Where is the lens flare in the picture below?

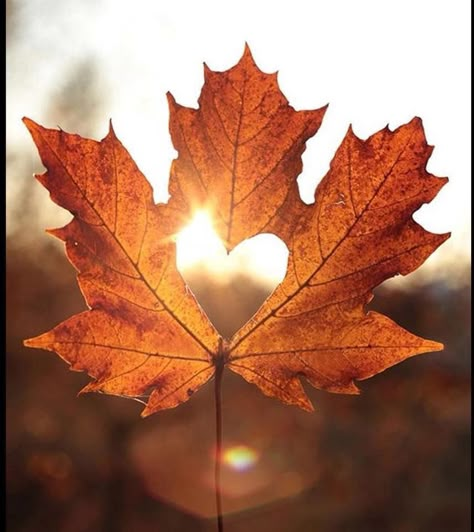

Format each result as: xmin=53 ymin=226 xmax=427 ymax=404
xmin=223 ymin=445 xmax=259 ymax=472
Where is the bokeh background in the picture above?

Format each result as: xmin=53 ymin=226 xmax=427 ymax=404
xmin=6 ymin=1 xmax=471 ymax=531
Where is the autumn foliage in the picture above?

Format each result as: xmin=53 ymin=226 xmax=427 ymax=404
xmin=24 ymin=46 xmax=449 ymax=416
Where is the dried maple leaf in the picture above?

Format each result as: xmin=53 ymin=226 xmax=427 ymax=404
xmin=227 ymin=118 xmax=449 ymax=410
xmin=23 ymin=118 xmax=219 ymax=415
xmin=24 ymin=46 xmax=449 ymax=417
xmin=167 ymin=45 xmax=327 ymax=248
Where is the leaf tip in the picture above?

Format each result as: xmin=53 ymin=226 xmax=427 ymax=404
xmin=166 ymin=91 xmax=178 ymax=108
xmin=78 ymin=381 xmax=101 ymax=395
xmin=22 ymin=116 xmax=39 ymax=134
xmin=202 ymin=62 xmax=212 ymax=83
xmin=427 ymin=340 xmax=445 ymax=353
xmin=296 ymin=387 xmax=315 ymax=412
xmin=407 ymin=116 xmax=425 ymax=134
xmin=347 ymin=123 xmax=356 ymax=137
xmin=105 ymin=119 xmax=119 ymax=143
xmin=140 ymin=405 xmax=154 ymax=418
xmin=241 ymin=42 xmax=257 ymax=67
xmin=24 ymin=334 xmax=46 ymax=349
xmin=45 ymin=227 xmax=62 ymax=239
xmin=301 ymin=401 xmax=315 ymax=413
xmin=442 ymin=231 xmax=452 ymax=242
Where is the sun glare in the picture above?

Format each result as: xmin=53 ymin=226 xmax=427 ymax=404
xmin=175 ymin=211 xmax=224 ymax=271
xmin=175 ymin=211 xmax=289 ymax=284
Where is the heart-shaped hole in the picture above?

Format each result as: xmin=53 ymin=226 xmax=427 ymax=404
xmin=176 ymin=211 xmax=288 ymax=338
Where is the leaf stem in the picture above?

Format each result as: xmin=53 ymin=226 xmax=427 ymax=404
xmin=214 ymin=348 xmax=225 ymax=532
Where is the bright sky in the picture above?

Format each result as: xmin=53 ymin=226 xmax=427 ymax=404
xmin=7 ymin=0 xmax=471 ymax=284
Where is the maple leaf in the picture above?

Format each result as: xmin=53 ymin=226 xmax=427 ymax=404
xmin=22 ymin=118 xmax=219 ymax=415
xmin=167 ymin=44 xmax=327 ymax=248
xmin=227 ymin=119 xmax=449 ymax=409
xmin=24 ymin=46 xmax=449 ymax=417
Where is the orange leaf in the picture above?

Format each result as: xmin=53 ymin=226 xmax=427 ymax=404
xmin=228 ymin=119 xmax=449 ymax=409
xmin=167 ymin=44 xmax=327 ymax=249
xmin=23 ymin=46 xmax=448 ymax=415
xmin=23 ymin=118 xmax=218 ymax=416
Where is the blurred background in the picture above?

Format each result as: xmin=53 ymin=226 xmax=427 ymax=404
xmin=6 ymin=1 xmax=470 ymax=531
